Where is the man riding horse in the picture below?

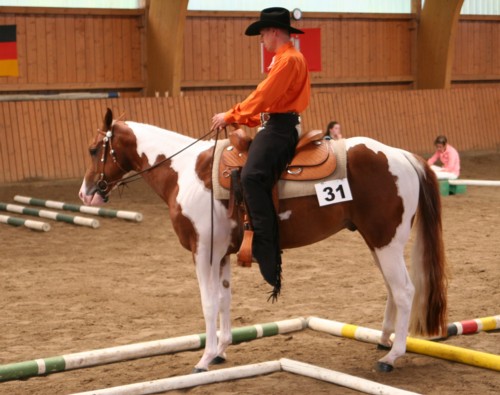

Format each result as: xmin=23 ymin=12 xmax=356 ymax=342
xmin=211 ymin=7 xmax=311 ymax=300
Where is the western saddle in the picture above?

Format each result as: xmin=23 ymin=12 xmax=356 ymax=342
xmin=217 ymin=128 xmax=337 ymax=266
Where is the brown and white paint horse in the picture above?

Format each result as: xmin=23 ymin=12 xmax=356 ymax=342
xmin=79 ymin=108 xmax=447 ymax=373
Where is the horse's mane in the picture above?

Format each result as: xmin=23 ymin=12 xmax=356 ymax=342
xmin=112 ymin=112 xmax=127 ymax=124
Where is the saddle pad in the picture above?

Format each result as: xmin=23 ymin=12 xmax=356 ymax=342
xmin=212 ymin=139 xmax=347 ymax=201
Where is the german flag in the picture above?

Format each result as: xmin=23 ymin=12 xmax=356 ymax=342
xmin=0 ymin=25 xmax=19 ymax=77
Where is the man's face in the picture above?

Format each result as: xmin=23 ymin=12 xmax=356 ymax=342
xmin=260 ymin=28 xmax=277 ymax=52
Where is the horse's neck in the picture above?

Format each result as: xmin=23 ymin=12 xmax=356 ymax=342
xmin=127 ymin=122 xmax=213 ymax=205
xmin=127 ymin=122 xmax=199 ymax=167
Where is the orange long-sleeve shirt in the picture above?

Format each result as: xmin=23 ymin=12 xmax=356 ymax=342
xmin=224 ymin=41 xmax=311 ymax=128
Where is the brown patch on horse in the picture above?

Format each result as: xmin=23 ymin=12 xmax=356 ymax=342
xmin=169 ymin=199 xmax=200 ymax=255
xmin=278 ymin=195 xmax=348 ymax=248
xmin=195 ymin=146 xmax=240 ymax=255
xmin=112 ymin=122 xmax=144 ymax=170
xmin=347 ymin=145 xmax=404 ymax=249
xmin=141 ymin=153 xmax=200 ymax=255
xmin=195 ymin=147 xmax=213 ymax=190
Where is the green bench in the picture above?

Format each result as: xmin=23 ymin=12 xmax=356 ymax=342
xmin=439 ymin=180 xmax=467 ymax=196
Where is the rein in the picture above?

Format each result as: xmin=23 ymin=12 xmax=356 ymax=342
xmin=96 ymin=126 xmax=218 ymax=197
xmin=96 ymin=121 xmax=227 ymax=268
xmin=209 ymin=128 xmax=222 ymax=266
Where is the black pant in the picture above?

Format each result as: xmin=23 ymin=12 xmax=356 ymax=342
xmin=241 ymin=113 xmax=300 ymax=295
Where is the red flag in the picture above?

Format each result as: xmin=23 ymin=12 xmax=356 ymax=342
xmin=261 ymin=28 xmax=322 ymax=73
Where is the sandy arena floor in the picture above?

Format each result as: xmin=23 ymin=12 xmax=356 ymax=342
xmin=1 ymin=152 xmax=499 ymax=395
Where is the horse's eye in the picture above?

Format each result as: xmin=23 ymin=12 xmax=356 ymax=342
xmin=89 ymin=146 xmax=99 ymax=156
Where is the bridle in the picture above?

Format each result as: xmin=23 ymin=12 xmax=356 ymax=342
xmin=95 ymin=124 xmax=129 ymax=202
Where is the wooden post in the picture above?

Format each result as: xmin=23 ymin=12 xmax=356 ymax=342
xmin=416 ymin=0 xmax=464 ymax=89
xmin=410 ymin=0 xmax=422 ymax=86
xmin=411 ymin=0 xmax=422 ymax=15
xmin=145 ymin=0 xmax=188 ymax=97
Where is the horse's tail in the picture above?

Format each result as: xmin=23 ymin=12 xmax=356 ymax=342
xmin=409 ymin=157 xmax=448 ymax=337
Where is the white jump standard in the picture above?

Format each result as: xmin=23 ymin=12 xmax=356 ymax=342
xmin=307 ymin=317 xmax=500 ymax=372
xmin=3 ymin=315 xmax=498 ymax=393
xmin=449 ymin=179 xmax=500 ymax=187
xmin=0 ymin=214 xmax=51 ymax=231
xmin=72 ymin=358 xmax=421 ymax=395
xmin=0 ymin=202 xmax=99 ymax=228
xmin=0 ymin=317 xmax=306 ymax=382
xmin=14 ymin=195 xmax=143 ymax=222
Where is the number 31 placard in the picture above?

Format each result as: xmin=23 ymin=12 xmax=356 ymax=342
xmin=314 ymin=178 xmax=353 ymax=206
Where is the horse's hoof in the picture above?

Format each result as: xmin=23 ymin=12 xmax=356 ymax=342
xmin=376 ymin=361 xmax=394 ymax=372
xmin=210 ymin=356 xmax=226 ymax=365
xmin=377 ymin=343 xmax=392 ymax=351
xmin=191 ymin=367 xmax=207 ymax=374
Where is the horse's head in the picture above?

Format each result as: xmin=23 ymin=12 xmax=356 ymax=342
xmin=79 ymin=108 xmax=137 ymax=206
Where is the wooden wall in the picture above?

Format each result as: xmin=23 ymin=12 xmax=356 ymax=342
xmin=452 ymin=16 xmax=500 ymax=86
xmin=0 ymin=7 xmax=144 ymax=95
xmin=181 ymin=12 xmax=500 ymax=95
xmin=182 ymin=12 xmax=415 ymax=95
xmin=0 ymin=8 xmax=498 ymax=184
xmin=1 ymin=88 xmax=498 ymax=184
xmin=0 ymin=8 xmax=498 ymax=96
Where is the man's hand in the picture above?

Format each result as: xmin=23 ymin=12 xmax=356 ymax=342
xmin=211 ymin=113 xmax=228 ymax=131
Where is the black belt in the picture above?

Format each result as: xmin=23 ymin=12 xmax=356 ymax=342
xmin=260 ymin=112 xmax=300 ymax=125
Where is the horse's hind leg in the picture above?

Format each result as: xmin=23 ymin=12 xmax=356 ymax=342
xmin=370 ymin=251 xmax=396 ymax=349
xmin=212 ymin=255 xmax=232 ymax=364
xmin=373 ymin=246 xmax=415 ymax=372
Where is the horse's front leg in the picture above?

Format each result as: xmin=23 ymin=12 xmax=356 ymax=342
xmin=193 ymin=248 xmax=224 ymax=372
xmin=213 ymin=255 xmax=232 ymax=364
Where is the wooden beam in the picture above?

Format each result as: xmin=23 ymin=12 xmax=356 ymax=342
xmin=187 ymin=10 xmax=412 ymax=21
xmin=416 ymin=0 xmax=464 ymax=89
xmin=181 ymin=75 xmax=415 ymax=89
xmin=0 ymin=6 xmax=143 ymax=16
xmin=0 ymin=82 xmax=144 ymax=92
xmin=146 ymin=0 xmax=188 ymax=97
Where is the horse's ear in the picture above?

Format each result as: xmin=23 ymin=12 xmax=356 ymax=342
xmin=104 ymin=108 xmax=113 ymax=131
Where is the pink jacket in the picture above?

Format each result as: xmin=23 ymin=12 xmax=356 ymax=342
xmin=427 ymin=144 xmax=460 ymax=176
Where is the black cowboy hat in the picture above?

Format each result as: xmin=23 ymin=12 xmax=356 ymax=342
xmin=245 ymin=7 xmax=304 ymax=36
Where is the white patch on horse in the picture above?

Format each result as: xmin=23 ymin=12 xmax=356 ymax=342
xmin=130 ymin=122 xmax=233 ymax=255
xmin=127 ymin=122 xmax=202 ymax=167
xmin=278 ymin=210 xmax=292 ymax=220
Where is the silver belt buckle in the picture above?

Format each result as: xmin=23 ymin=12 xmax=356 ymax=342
xmin=260 ymin=112 xmax=270 ymax=126
xmin=295 ymin=123 xmax=302 ymax=137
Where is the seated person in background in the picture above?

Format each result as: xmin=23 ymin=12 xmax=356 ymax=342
xmin=427 ymin=135 xmax=460 ymax=180
xmin=324 ymin=121 xmax=342 ymax=140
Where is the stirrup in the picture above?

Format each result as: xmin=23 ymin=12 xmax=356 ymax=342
xmin=237 ymin=229 xmax=253 ymax=267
